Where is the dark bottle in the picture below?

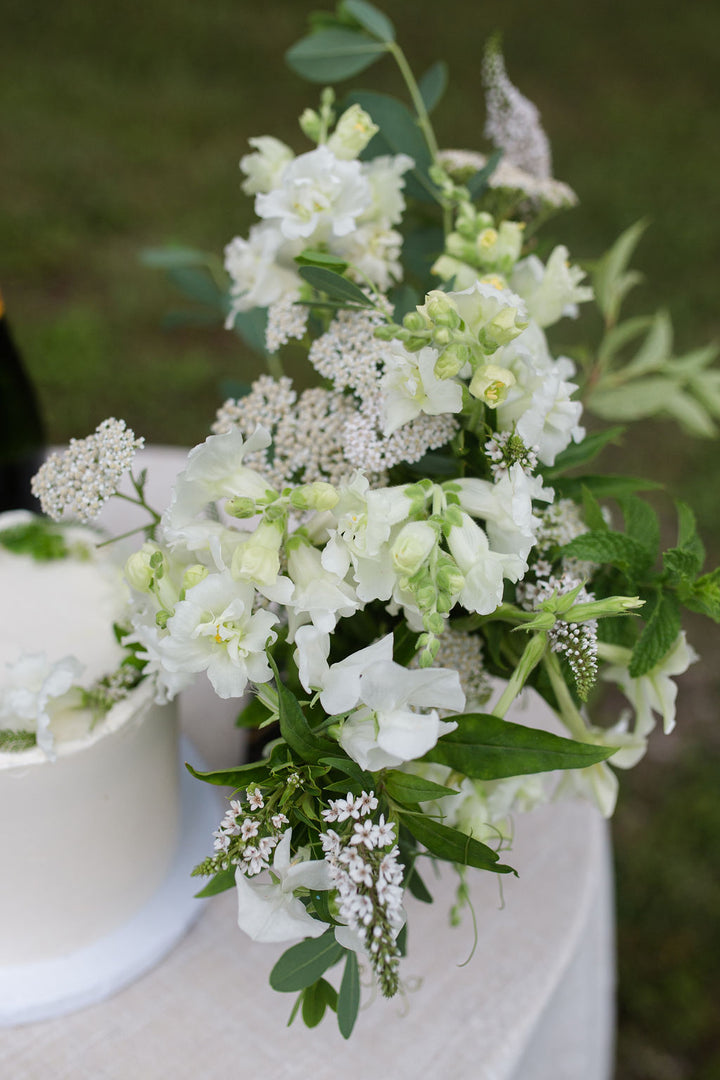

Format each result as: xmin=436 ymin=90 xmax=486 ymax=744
xmin=0 ymin=291 xmax=46 ymax=512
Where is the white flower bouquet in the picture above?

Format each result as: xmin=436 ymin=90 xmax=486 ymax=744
xmin=25 ymin=0 xmax=720 ymax=1038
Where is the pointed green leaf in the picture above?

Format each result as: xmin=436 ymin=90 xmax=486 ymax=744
xmin=544 ymin=425 xmax=625 ymax=477
xmin=563 ymin=529 xmax=654 ymax=578
xmin=466 ymin=149 xmax=503 ymax=199
xmin=618 ymin=496 xmax=660 ymax=563
xmin=424 ymin=712 xmax=616 ymax=779
xmin=185 ymin=760 xmax=270 ymax=788
xmin=270 ymin=930 xmax=345 ymax=992
xmin=551 ymin=474 xmax=662 ymax=500
xmin=140 ymin=246 xmax=214 ymax=269
xmin=341 ymin=0 xmax=395 ymax=42
xmin=400 ymin=811 xmax=515 ymax=874
xmin=404 ymin=864 xmax=433 ymax=903
xmin=679 ymin=567 xmax=720 ymax=622
xmin=269 ymin=656 xmax=336 ymax=763
xmin=628 ymin=591 xmax=682 ymax=677
xmin=302 ymin=977 xmax=337 ymax=1028
xmin=592 ymin=219 xmax=648 ymax=323
xmin=384 ymin=770 xmax=458 ymax=804
xmin=417 ymin=60 xmax=448 ymax=113
xmin=194 ymin=868 xmax=236 ymax=898
xmin=622 ymin=309 xmax=673 ymax=377
xmin=581 ymin=484 xmax=608 ymax=532
xmin=298 ymin=266 xmax=373 ymax=307
xmin=285 ymin=28 xmax=388 ymax=83
xmin=337 ymin=951 xmax=361 ymax=1038
xmin=295 ymin=250 xmax=349 ymax=272
xmin=318 ymin=756 xmax=374 ymax=786
xmin=228 ymin=306 xmax=269 ymax=357
xmin=589 ymin=377 xmax=678 ymax=421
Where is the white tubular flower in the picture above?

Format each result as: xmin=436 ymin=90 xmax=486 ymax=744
xmin=224 ymin=223 xmax=302 ymax=318
xmin=321 ymin=474 xmax=412 ymax=603
xmin=255 ymin=145 xmax=371 ymax=241
xmin=448 ymin=279 xmax=528 ymax=351
xmin=335 ymin=222 xmax=403 ymax=292
xmin=360 ymin=154 xmax=414 ymax=226
xmin=155 ymin=572 xmax=277 ymax=699
xmin=446 ymin=512 xmax=523 ymax=614
xmin=455 ymin=464 xmax=551 ymax=565
xmin=381 ymin=343 xmax=463 ymax=435
xmin=326 ymin=104 xmax=378 ymax=160
xmin=599 ymin=631 xmax=699 ymax=736
xmin=235 ymin=829 xmax=332 ymax=943
xmin=0 ymin=653 xmax=83 ymax=760
xmin=286 ymin=538 xmax=360 ymax=639
xmin=510 ymin=246 xmax=593 ymax=328
xmin=240 ymin=136 xmax=294 ymax=195
xmin=310 ymin=635 xmax=465 ymax=771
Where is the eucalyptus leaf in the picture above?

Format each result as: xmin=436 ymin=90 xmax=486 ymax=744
xmin=270 ymin=930 xmax=345 ymax=992
xmin=302 ymin=978 xmax=337 ymax=1028
xmin=347 ymin=90 xmax=439 ymax=203
xmin=401 ymin=811 xmax=515 ymax=874
xmin=298 ymin=266 xmax=373 ymax=307
xmin=424 ymin=713 xmax=616 ymax=780
xmin=167 ymin=267 xmax=227 ymax=312
xmin=417 ymin=60 xmax=448 ymax=114
xmin=286 ymin=28 xmax=388 ymax=83
xmin=341 ymin=0 xmax=395 ymax=42
xmin=230 ymin=306 xmax=270 ymax=356
xmin=337 ymin=951 xmax=361 ymax=1039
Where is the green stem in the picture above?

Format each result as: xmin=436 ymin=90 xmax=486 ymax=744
xmin=492 ymin=632 xmax=547 ymax=719
xmin=387 ymin=42 xmax=439 ymax=160
xmin=266 ymin=351 xmax=285 ymax=379
xmin=543 ymin=650 xmax=588 ymax=741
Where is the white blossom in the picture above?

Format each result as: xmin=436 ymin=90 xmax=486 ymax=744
xmin=0 ymin=653 xmax=83 ymax=759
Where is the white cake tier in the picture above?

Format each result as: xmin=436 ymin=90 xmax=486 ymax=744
xmin=0 ymin=678 xmax=180 ymax=965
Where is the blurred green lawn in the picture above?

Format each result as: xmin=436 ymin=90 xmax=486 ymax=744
xmin=2 ymin=1 xmax=719 ymax=1074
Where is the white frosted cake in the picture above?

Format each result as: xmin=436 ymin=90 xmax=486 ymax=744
xmin=0 ymin=512 xmax=180 ymax=967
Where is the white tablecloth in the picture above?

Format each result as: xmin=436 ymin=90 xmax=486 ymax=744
xmin=1 ymin=447 xmax=615 ymax=1078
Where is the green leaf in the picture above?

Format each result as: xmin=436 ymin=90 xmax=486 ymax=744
xmin=298 ymin=266 xmax=373 ymax=307
xmin=543 ymin=426 xmax=625 ymax=477
xmin=295 ymin=250 xmax=349 ymax=272
xmin=390 ymin=282 xmax=421 ymax=322
xmin=622 ymin=309 xmax=673 ymax=378
xmin=617 ymin=496 xmax=660 ymax=563
xmin=270 ymin=930 xmax=345 ymax=992
xmin=628 ymin=591 xmax=682 ymax=677
xmin=347 ymin=90 xmax=438 ymax=203
xmin=340 ymin=0 xmax=395 ymax=42
xmin=302 ymin=977 xmax=338 ymax=1028
xmin=424 ymin=713 xmax=616 ymax=780
xmin=592 ymin=219 xmax=648 ymax=324
xmin=185 ymin=760 xmax=270 ymax=788
xmin=404 ymin=864 xmax=433 ymax=903
xmin=400 ymin=812 xmax=515 ymax=874
xmin=563 ymin=529 xmax=654 ymax=578
xmin=466 ymin=149 xmax=503 ymax=199
xmin=140 ymin=246 xmax=214 ymax=269
xmin=194 ymin=868 xmax=235 ymax=898
xmin=417 ymin=60 xmax=448 ymax=114
xmin=286 ymin=28 xmax=388 ymax=83
xmin=589 ymin=377 xmax=679 ymax=422
xmin=384 ymin=770 xmax=458 ymax=804
xmin=229 ymin=306 xmax=269 ymax=357
xmin=662 ymin=391 xmax=717 ymax=438
xmin=270 ymin=656 xmax=336 ymax=763
xmin=664 ymin=547 xmax=702 ymax=585
xmin=337 ymin=951 xmax=361 ymax=1038
xmin=552 ymin=474 xmax=662 ymax=501
xmin=581 ymin=484 xmax=608 ymax=532
xmin=318 ymin=756 xmax=374 ymax=786
xmin=167 ymin=267 xmax=227 ymax=312
xmin=680 ymin=567 xmax=720 ymax=622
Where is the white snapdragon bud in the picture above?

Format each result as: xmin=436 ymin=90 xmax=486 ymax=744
xmin=289 ymin=482 xmax=339 ymax=512
xmin=327 ymin=104 xmax=379 ymax=160
xmin=231 ymin=521 xmax=284 ymax=587
xmin=391 ymin=521 xmax=437 ymax=576
xmin=449 ymin=279 xmax=528 ymax=353
xmin=125 ymin=544 xmax=156 ymax=592
xmin=240 ymin=136 xmax=294 ymax=196
xmin=182 ymin=564 xmax=209 ymax=592
xmin=469 ymin=363 xmax=516 ymax=406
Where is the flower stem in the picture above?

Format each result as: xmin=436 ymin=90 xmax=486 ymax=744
xmin=543 ymin=650 xmax=588 ymax=741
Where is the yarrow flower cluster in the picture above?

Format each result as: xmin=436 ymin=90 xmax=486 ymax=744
xmin=320 ymin=792 xmax=404 ymax=997
xmin=32 ymin=418 xmax=144 ymax=523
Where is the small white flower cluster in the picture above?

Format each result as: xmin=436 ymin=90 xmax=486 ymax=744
xmin=524 ymin=570 xmax=599 ymax=701
xmin=265 ymin=297 xmax=309 ymax=354
xmin=484 ymin=430 xmax=538 ymax=481
xmin=32 ymin=418 xmax=144 ymax=523
xmin=206 ymin=788 xmax=289 ymax=877
xmin=481 ymin=39 xmax=552 ymax=181
xmin=320 ymin=791 xmax=404 ymax=997
xmin=533 ymin=498 xmax=588 ymax=552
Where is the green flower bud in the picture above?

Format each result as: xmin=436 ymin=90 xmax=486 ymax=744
xmin=226 ymin=496 xmax=258 ymax=519
xmin=289 ymin=482 xmax=339 ymax=512
xmin=155 ymin=609 xmax=171 ymax=630
xmin=392 ymin=521 xmax=437 ymax=576
xmin=562 ymin=595 xmax=645 ymax=624
xmin=436 ymin=563 xmax=465 ymax=595
xmin=423 ymin=290 xmax=461 ymax=329
xmin=374 ymin=323 xmax=400 ymax=341
xmin=125 ymin=548 xmax=155 ymax=592
xmin=433 ymin=326 xmax=453 ymax=348
xmin=403 ymin=310 xmax=427 ymax=333
xmin=182 ymin=564 xmax=209 ymax=592
xmin=423 ymin=611 xmax=446 ymax=635
xmin=299 ymin=107 xmax=322 ymax=143
xmin=327 ymin=104 xmax=378 ymax=160
xmin=434 ymin=343 xmax=470 ymax=380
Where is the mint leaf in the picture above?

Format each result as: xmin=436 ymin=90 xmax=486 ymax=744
xmin=628 ymin=592 xmax=682 ymax=677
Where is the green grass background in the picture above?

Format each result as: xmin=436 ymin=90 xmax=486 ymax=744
xmin=2 ymin=1 xmax=719 ymax=1074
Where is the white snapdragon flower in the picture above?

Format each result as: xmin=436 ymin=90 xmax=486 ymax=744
xmin=510 ymin=246 xmax=593 ymax=328
xmin=360 ymin=154 xmax=414 ymax=226
xmin=381 ymin=342 xmax=463 ymax=435
xmin=286 ymin=537 xmax=360 ymax=639
xmin=448 ymin=279 xmax=528 ymax=351
xmin=296 ymin=633 xmax=465 ymax=771
xmin=0 ymin=653 xmax=83 ymax=759
xmin=151 ymin=571 xmax=277 ymax=699
xmin=554 ymin=715 xmax=649 ymax=818
xmin=334 ymin=222 xmax=403 ymax=292
xmin=230 ymin=520 xmax=295 ymax=605
xmin=240 ymin=136 xmax=294 ymax=196
xmin=224 ymin=224 xmax=302 ymax=318
xmin=454 ymin=464 xmax=552 ymax=565
xmin=255 ymin=145 xmax=372 ymax=241
xmin=235 ymin=828 xmax=331 ymax=943
xmin=446 ymin=512 xmax=524 ymax=614
xmin=598 ymin=631 xmax=699 ymax=736
xmin=326 ymin=104 xmax=378 ymax=161
xmin=321 ymin=474 xmax=412 ymax=602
